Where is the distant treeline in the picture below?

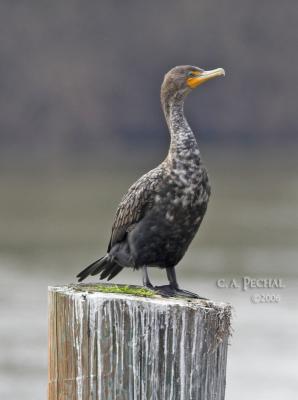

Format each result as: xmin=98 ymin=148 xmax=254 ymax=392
xmin=0 ymin=1 xmax=297 ymax=160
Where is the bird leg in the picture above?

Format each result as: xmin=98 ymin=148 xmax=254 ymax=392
xmin=142 ymin=266 xmax=154 ymax=289
xmin=155 ymin=267 xmax=205 ymax=299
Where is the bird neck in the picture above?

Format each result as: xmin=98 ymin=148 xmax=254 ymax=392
xmin=162 ymin=93 xmax=201 ymax=165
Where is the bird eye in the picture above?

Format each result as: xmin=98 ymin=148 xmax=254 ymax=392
xmin=187 ymin=71 xmax=197 ymax=78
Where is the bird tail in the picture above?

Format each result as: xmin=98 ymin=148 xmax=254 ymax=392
xmin=76 ymin=255 xmax=123 ymax=282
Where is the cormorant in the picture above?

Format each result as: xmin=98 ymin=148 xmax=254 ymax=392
xmin=77 ymin=65 xmax=225 ymax=297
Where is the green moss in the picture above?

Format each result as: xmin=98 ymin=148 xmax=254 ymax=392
xmin=76 ymin=284 xmax=155 ymax=298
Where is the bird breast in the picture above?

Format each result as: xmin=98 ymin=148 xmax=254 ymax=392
xmin=155 ymin=163 xmax=210 ymax=223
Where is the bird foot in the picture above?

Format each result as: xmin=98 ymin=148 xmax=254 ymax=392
xmin=154 ymin=285 xmax=206 ymax=299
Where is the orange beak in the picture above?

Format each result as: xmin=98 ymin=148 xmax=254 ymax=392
xmin=187 ymin=68 xmax=225 ymax=89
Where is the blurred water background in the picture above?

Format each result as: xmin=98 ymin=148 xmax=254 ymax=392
xmin=0 ymin=1 xmax=298 ymax=399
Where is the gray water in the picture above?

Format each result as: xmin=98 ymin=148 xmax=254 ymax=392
xmin=0 ymin=150 xmax=298 ymax=399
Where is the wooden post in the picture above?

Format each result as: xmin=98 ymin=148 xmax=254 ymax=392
xmin=48 ymin=284 xmax=231 ymax=400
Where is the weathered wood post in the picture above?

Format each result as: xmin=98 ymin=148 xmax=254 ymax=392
xmin=48 ymin=284 xmax=231 ymax=400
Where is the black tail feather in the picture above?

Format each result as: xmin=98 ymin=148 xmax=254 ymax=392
xmin=76 ymin=256 xmax=106 ymax=282
xmin=90 ymin=259 xmax=108 ymax=276
xmin=100 ymin=262 xmax=122 ymax=280
xmin=107 ymin=265 xmax=123 ymax=281
xmin=76 ymin=255 xmax=123 ymax=282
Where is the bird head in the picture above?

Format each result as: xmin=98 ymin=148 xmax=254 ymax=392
xmin=161 ymin=65 xmax=225 ymax=100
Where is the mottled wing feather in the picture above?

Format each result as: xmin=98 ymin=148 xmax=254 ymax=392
xmin=107 ymin=169 xmax=162 ymax=251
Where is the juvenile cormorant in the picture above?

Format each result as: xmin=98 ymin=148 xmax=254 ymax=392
xmin=77 ymin=65 xmax=225 ymax=297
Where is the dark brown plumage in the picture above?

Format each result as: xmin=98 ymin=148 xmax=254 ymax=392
xmin=77 ymin=65 xmax=225 ymax=297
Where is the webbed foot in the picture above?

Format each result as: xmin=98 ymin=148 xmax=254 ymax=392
xmin=154 ymin=285 xmax=176 ymax=297
xmin=154 ymin=285 xmax=206 ymax=299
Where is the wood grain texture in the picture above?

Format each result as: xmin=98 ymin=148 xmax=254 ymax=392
xmin=48 ymin=285 xmax=231 ymax=400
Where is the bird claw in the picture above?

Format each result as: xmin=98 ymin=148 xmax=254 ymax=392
xmin=154 ymin=285 xmax=206 ymax=299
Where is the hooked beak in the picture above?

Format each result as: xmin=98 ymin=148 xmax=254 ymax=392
xmin=187 ymin=68 xmax=225 ymax=89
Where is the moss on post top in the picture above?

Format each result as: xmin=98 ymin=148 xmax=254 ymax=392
xmin=49 ymin=283 xmax=232 ymax=318
xmin=73 ymin=283 xmax=155 ymax=297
